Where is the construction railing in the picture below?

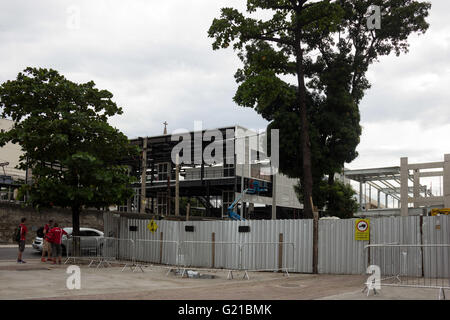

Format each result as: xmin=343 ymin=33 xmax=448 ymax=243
xmin=177 ymin=240 xmax=295 ymax=279
xmin=134 ymin=239 xmax=180 ymax=267
xmin=63 ymin=237 xmax=293 ymax=279
xmin=63 ymin=236 xmax=102 ymax=267
xmin=364 ymin=244 xmax=450 ymax=298
xmin=240 ymin=242 xmax=295 ymax=275
xmin=179 ymin=241 xmax=242 ymax=270
xmin=98 ymin=237 xmax=138 ymax=271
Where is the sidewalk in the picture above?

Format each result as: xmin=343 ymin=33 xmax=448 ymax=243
xmin=0 ymin=244 xmax=32 ymax=248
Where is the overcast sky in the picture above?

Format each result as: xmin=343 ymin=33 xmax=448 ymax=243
xmin=1 ymin=0 xmax=449 ymax=170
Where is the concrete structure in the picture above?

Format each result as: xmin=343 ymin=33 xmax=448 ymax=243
xmin=0 ymin=202 xmax=104 ymax=244
xmin=400 ymin=155 xmax=450 ymax=216
xmin=345 ymin=154 xmax=450 ymax=216
xmin=0 ymin=119 xmax=26 ymax=201
xmin=122 ymin=125 xmax=302 ymax=219
xmin=0 ymin=119 xmax=25 ymax=179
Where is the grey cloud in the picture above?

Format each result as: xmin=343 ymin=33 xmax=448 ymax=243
xmin=0 ymin=0 xmax=446 ymax=168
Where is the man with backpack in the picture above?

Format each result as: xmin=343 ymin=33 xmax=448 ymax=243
xmin=16 ymin=217 xmax=28 ymax=264
xmin=47 ymin=223 xmax=68 ymax=265
xmin=41 ymin=219 xmax=54 ymax=262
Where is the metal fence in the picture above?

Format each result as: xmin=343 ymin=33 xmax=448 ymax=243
xmin=179 ymin=241 xmax=240 ymax=269
xmin=99 ymin=237 xmax=138 ymax=271
xmin=134 ymin=239 xmax=180 ymax=266
xmin=63 ymin=236 xmax=102 ymax=267
xmin=364 ymin=244 xmax=450 ymax=295
xmin=104 ymin=213 xmax=450 ymax=277
xmin=240 ymin=242 xmax=295 ymax=274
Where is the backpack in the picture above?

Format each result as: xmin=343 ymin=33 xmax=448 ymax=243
xmin=36 ymin=227 xmax=45 ymax=238
xmin=13 ymin=226 xmax=21 ymax=243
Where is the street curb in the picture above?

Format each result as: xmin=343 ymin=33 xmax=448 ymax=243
xmin=0 ymin=245 xmax=33 ymax=248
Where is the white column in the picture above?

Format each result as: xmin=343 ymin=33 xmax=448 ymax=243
xmin=444 ymin=154 xmax=450 ymax=208
xmin=413 ymin=169 xmax=420 ymax=207
xmin=140 ymin=137 xmax=148 ymax=214
xmin=400 ymin=157 xmax=409 ymax=216
xmin=359 ymin=181 xmax=364 ymax=211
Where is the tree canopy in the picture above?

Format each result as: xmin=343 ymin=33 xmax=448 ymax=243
xmin=209 ymin=0 xmax=431 ymax=218
xmin=0 ymin=67 xmax=139 ymax=235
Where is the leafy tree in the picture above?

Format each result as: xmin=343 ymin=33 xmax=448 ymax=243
xmin=325 ymin=180 xmax=359 ymax=218
xmin=297 ymin=179 xmax=359 ymax=218
xmin=0 ymin=67 xmax=139 ymax=238
xmin=208 ymin=0 xmax=431 ymax=218
xmin=209 ymin=0 xmax=345 ymax=218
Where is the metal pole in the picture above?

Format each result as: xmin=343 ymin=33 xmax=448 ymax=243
xmin=272 ymin=173 xmax=277 ymax=220
xmin=240 ymin=137 xmax=245 ymax=219
xmin=312 ymin=197 xmax=319 ymax=274
xmin=359 ymin=181 xmax=363 ymax=211
xmin=175 ymin=154 xmax=180 ymax=216
xmin=140 ymin=137 xmax=148 ymax=213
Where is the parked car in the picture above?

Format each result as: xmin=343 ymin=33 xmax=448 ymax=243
xmin=32 ymin=227 xmax=104 ymax=256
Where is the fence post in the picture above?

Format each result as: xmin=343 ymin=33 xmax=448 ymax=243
xmin=278 ymin=233 xmax=284 ymax=272
xmin=212 ymin=232 xmax=215 ymax=268
xmin=159 ymin=232 xmax=163 ymax=264
xmin=420 ymin=214 xmax=424 ymax=277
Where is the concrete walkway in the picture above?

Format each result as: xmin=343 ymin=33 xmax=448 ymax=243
xmin=0 ymin=260 xmax=445 ymax=300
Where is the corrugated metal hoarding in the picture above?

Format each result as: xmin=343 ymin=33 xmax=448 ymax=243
xmin=103 ymin=213 xmax=449 ymax=276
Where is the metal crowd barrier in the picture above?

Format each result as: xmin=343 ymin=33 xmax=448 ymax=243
xmin=133 ymin=239 xmax=180 ymax=272
xmin=63 ymin=236 xmax=102 ymax=267
xmin=65 ymin=236 xmax=296 ymax=279
xmin=240 ymin=242 xmax=295 ymax=276
xmin=178 ymin=241 xmax=295 ymax=280
xmin=364 ymin=244 xmax=450 ymax=299
xmin=99 ymin=237 xmax=139 ymax=271
xmin=179 ymin=241 xmax=241 ymax=269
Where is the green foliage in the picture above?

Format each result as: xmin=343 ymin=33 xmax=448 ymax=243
xmin=325 ymin=180 xmax=359 ymax=218
xmin=0 ymin=67 xmax=139 ymax=212
xmin=295 ymin=179 xmax=359 ymax=219
xmin=209 ymin=1 xmax=431 ymax=214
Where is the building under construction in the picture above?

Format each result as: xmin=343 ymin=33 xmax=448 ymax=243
xmin=122 ymin=125 xmax=302 ymax=220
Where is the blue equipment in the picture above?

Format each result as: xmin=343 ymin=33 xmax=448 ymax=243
xmin=227 ymin=180 xmax=268 ymax=221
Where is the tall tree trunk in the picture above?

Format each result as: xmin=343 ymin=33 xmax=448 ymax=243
xmin=295 ymin=19 xmax=317 ymax=274
xmin=328 ymin=172 xmax=335 ymax=185
xmin=295 ymin=31 xmax=314 ymax=219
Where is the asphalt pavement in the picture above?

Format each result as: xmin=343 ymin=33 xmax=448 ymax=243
xmin=0 ymin=246 xmax=42 ymax=261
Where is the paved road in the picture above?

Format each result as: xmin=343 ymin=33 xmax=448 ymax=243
xmin=0 ymin=247 xmax=42 ymax=261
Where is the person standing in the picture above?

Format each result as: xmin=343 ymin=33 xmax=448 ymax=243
xmin=47 ymin=223 xmax=68 ymax=265
xmin=41 ymin=219 xmax=54 ymax=262
xmin=17 ymin=218 xmax=28 ymax=264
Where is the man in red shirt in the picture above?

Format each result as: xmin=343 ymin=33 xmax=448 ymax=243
xmin=41 ymin=219 xmax=54 ymax=262
xmin=47 ymin=223 xmax=68 ymax=265
xmin=17 ymin=217 xmax=28 ymax=264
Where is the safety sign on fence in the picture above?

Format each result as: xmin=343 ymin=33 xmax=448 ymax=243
xmin=147 ymin=219 xmax=158 ymax=233
xmin=355 ymin=219 xmax=370 ymax=241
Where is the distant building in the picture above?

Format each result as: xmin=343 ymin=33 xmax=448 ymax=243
xmin=121 ymin=125 xmax=303 ymax=220
xmin=0 ymin=118 xmax=26 ymax=199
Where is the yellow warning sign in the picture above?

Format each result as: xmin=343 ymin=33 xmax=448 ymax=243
xmin=355 ymin=219 xmax=370 ymax=241
xmin=147 ymin=219 xmax=158 ymax=233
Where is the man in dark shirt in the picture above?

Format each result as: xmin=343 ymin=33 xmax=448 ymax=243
xmin=17 ymin=217 xmax=28 ymax=264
